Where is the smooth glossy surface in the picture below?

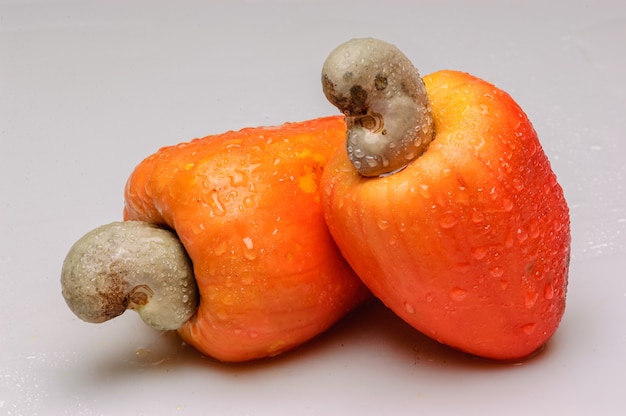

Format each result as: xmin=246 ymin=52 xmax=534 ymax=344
xmin=2 ymin=0 xmax=625 ymax=414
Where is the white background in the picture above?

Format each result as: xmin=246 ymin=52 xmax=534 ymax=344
xmin=2 ymin=0 xmax=625 ymax=414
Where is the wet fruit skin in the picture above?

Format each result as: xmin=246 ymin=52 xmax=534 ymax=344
xmin=321 ymin=70 xmax=570 ymax=361
xmin=124 ymin=116 xmax=371 ymax=362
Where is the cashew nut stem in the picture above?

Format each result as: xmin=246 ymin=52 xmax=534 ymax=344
xmin=322 ymin=38 xmax=435 ymax=177
xmin=61 ymin=221 xmax=198 ymax=331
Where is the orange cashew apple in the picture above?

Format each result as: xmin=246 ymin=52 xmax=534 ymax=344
xmin=320 ymin=38 xmax=570 ymax=361
xmin=61 ymin=116 xmax=371 ymax=362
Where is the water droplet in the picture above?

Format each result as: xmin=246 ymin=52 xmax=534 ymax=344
xmin=469 ymin=136 xmax=485 ymax=150
xmin=528 ymin=220 xmax=540 ymax=239
xmin=439 ymin=211 xmax=459 ymax=229
xmin=182 ymin=294 xmax=189 ymax=303
xmin=365 ymin=156 xmax=378 ymax=168
xmin=425 ymin=293 xmax=434 ymax=302
xmin=471 ymin=210 xmax=484 ymax=224
xmin=418 ymin=183 xmax=431 ymax=199
xmin=544 ymin=282 xmax=554 ymax=300
xmin=489 ymin=186 xmax=498 ymax=200
xmin=502 ymin=198 xmax=514 ymax=212
xmin=490 ymin=267 xmax=504 ymax=278
xmin=210 ymin=190 xmax=226 ymax=216
xmin=521 ymin=322 xmax=536 ymax=335
xmin=516 ymin=228 xmax=528 ymax=243
xmin=229 ymin=170 xmax=246 ymax=187
xmin=377 ymin=219 xmax=390 ymax=230
xmin=242 ymin=237 xmax=254 ymax=250
xmin=404 ymin=302 xmax=416 ymax=314
xmin=451 ymin=287 xmax=468 ymax=301
xmin=512 ymin=177 xmax=524 ymax=191
xmin=213 ymin=240 xmax=227 ymax=256
xmin=243 ymin=196 xmax=256 ymax=208
xmin=500 ymin=279 xmax=509 ymax=290
xmin=472 ymin=246 xmax=488 ymax=260
xmin=524 ymin=291 xmax=538 ymax=308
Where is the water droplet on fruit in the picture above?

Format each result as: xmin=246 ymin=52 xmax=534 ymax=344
xmin=472 ymin=246 xmax=488 ymax=260
xmin=516 ymin=228 xmax=528 ymax=243
xmin=512 ymin=177 xmax=525 ymax=191
xmin=425 ymin=293 xmax=434 ymax=303
xmin=451 ymin=287 xmax=468 ymax=301
xmin=500 ymin=279 xmax=509 ymax=290
xmin=404 ymin=302 xmax=416 ymax=314
xmin=365 ymin=156 xmax=378 ymax=168
xmin=469 ymin=136 xmax=485 ymax=150
xmin=377 ymin=219 xmax=390 ymax=230
xmin=439 ymin=212 xmax=459 ymax=229
xmin=544 ymin=282 xmax=554 ymax=300
xmin=528 ymin=220 xmax=540 ymax=239
xmin=210 ymin=190 xmax=227 ymax=216
xmin=524 ymin=291 xmax=538 ymax=308
xmin=521 ymin=322 xmax=536 ymax=335
xmin=471 ymin=210 xmax=484 ymax=224
xmin=242 ymin=237 xmax=257 ymax=260
xmin=502 ymin=198 xmax=514 ymax=212
xmin=418 ymin=183 xmax=431 ymax=199
xmin=490 ymin=267 xmax=504 ymax=278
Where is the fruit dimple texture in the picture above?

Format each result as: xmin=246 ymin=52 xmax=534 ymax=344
xmin=124 ymin=116 xmax=370 ymax=362
xmin=321 ymin=71 xmax=570 ymax=360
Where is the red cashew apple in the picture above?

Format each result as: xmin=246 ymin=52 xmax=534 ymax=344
xmin=320 ymin=38 xmax=570 ymax=361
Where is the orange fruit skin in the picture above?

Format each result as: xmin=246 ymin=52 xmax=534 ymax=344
xmin=124 ymin=116 xmax=370 ymax=362
xmin=321 ymin=71 xmax=570 ymax=361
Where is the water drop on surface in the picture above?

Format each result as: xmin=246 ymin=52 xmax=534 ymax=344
xmin=418 ymin=183 xmax=431 ymax=199
xmin=521 ymin=323 xmax=536 ymax=335
xmin=451 ymin=287 xmax=468 ymax=301
xmin=528 ymin=220 xmax=540 ymax=239
xmin=365 ymin=156 xmax=378 ymax=168
xmin=490 ymin=267 xmax=504 ymax=278
xmin=544 ymin=282 xmax=554 ymax=300
xmin=469 ymin=136 xmax=485 ymax=150
xmin=524 ymin=291 xmax=538 ymax=308
xmin=404 ymin=302 xmax=416 ymax=314
xmin=471 ymin=210 xmax=484 ymax=224
xmin=502 ymin=198 xmax=514 ymax=212
xmin=377 ymin=219 xmax=390 ymax=230
xmin=210 ymin=190 xmax=226 ymax=216
xmin=242 ymin=237 xmax=254 ymax=250
xmin=512 ymin=177 xmax=524 ymax=191
xmin=516 ymin=228 xmax=528 ymax=243
xmin=439 ymin=211 xmax=459 ymax=229
xmin=472 ymin=246 xmax=488 ymax=260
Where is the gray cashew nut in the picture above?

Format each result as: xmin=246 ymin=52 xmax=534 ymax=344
xmin=61 ymin=221 xmax=198 ymax=331
xmin=322 ymin=38 xmax=435 ymax=177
